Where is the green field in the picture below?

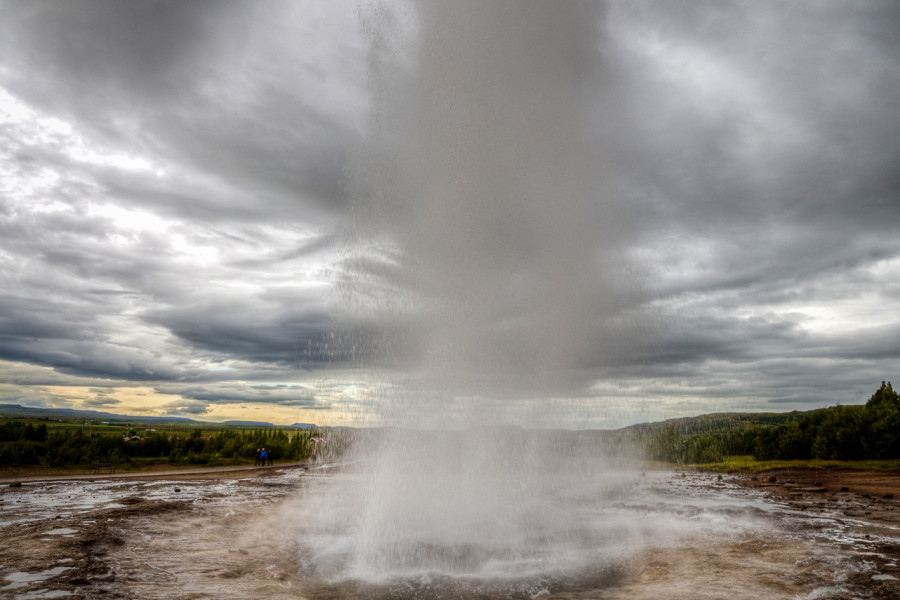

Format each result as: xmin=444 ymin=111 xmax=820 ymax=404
xmin=2 ymin=381 xmax=898 ymax=475
xmin=0 ymin=411 xmax=326 ymax=474
xmin=683 ymin=455 xmax=900 ymax=473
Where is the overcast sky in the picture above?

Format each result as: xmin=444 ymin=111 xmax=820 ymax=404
xmin=1 ymin=0 xmax=898 ymax=428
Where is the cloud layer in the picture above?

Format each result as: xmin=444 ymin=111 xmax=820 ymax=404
xmin=0 ymin=1 xmax=898 ymax=426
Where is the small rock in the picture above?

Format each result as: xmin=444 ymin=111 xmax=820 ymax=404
xmin=9 ymin=481 xmax=22 ymax=488
xmin=884 ymin=493 xmax=894 ymax=500
xmin=174 ymin=487 xmax=181 ymax=492
xmin=841 ymin=487 xmax=849 ymax=492
xmin=768 ymin=476 xmax=777 ymax=483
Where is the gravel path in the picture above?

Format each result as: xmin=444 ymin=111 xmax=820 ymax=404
xmin=0 ymin=461 xmax=311 ymax=484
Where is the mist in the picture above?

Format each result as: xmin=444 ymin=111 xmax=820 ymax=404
xmin=341 ymin=1 xmax=644 ymax=428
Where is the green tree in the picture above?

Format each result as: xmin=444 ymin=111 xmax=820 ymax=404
xmin=864 ymin=381 xmax=900 ymax=458
xmin=866 ymin=381 xmax=899 ymax=410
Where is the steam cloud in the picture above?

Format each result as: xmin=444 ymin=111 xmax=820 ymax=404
xmin=327 ymin=2 xmax=648 ymax=584
xmin=343 ymin=1 xmax=641 ymax=426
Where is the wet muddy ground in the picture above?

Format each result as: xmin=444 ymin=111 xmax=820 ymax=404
xmin=1 ymin=466 xmax=899 ymax=599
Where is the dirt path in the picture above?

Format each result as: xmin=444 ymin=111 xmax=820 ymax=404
xmin=0 ymin=461 xmax=312 ymax=484
xmin=734 ymin=467 xmax=900 ymax=528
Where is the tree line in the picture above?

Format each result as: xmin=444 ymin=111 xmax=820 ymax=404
xmin=642 ymin=382 xmax=900 ymax=464
xmin=0 ymin=425 xmax=322 ymax=469
xmin=2 ymin=382 xmax=897 ymax=469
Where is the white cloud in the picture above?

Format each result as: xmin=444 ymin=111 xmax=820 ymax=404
xmin=0 ymin=2 xmax=897 ymax=425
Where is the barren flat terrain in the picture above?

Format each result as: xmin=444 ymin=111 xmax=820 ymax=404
xmin=2 ymin=467 xmax=900 ymax=599
xmin=738 ymin=468 xmax=900 ymax=525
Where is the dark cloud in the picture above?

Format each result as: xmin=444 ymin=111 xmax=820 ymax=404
xmin=145 ymin=299 xmax=339 ymax=367
xmin=2 ymin=0 xmax=251 ymax=101
xmin=0 ymin=1 xmax=897 ymax=424
xmin=162 ymin=398 xmax=211 ymax=416
xmin=576 ymin=0 xmax=900 ymax=412
xmin=608 ymin=1 xmax=900 ymax=233
xmin=155 ymin=382 xmax=325 ymax=409
xmin=0 ymin=0 xmax=364 ymax=221
xmin=0 ymin=361 xmax=121 ymax=388
xmin=81 ymin=393 xmax=122 ymax=409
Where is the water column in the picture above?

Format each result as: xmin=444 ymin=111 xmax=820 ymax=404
xmin=339 ymin=1 xmax=633 ymax=582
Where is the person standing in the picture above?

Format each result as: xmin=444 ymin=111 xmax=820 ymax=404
xmin=260 ymin=447 xmax=267 ymax=467
xmin=254 ymin=448 xmax=261 ymax=466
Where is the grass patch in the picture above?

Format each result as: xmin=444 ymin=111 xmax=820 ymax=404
xmin=0 ymin=465 xmax=100 ymax=479
xmin=688 ymin=455 xmax=900 ymax=473
xmin=0 ymin=459 xmax=262 ymax=479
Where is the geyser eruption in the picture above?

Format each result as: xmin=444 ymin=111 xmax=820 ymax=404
xmin=325 ymin=1 xmax=644 ymax=591
xmin=346 ymin=0 xmax=634 ymax=422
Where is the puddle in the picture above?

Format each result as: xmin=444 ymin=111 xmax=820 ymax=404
xmin=2 ymin=566 xmax=73 ymax=589
xmin=13 ymin=590 xmax=74 ymax=599
xmin=0 ymin=475 xmax=301 ymax=528
xmin=42 ymin=528 xmax=77 ymax=536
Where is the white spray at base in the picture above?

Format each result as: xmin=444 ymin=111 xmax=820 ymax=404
xmin=320 ymin=1 xmax=652 ymax=588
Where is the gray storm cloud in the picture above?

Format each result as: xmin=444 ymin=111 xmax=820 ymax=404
xmin=0 ymin=0 xmax=897 ymax=421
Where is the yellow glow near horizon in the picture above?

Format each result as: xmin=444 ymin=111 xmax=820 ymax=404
xmin=0 ymin=360 xmax=372 ymax=428
xmin=17 ymin=384 xmax=346 ymax=427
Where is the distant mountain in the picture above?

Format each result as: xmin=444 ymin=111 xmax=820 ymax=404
xmin=0 ymin=404 xmax=322 ymax=429
xmin=620 ymin=409 xmax=815 ymax=436
xmin=0 ymin=402 xmax=816 ymax=435
xmin=0 ymin=404 xmax=203 ymax=426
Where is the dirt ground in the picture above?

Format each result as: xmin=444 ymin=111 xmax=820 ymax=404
xmin=0 ymin=461 xmax=309 ymax=485
xmin=0 ymin=465 xmax=307 ymax=599
xmin=0 ymin=497 xmax=193 ymax=598
xmin=3 ymin=467 xmax=900 ymax=599
xmin=735 ymin=467 xmax=900 ymax=524
xmin=731 ymin=467 xmax=900 ymax=600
